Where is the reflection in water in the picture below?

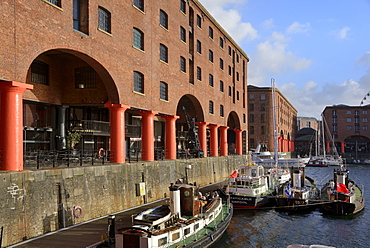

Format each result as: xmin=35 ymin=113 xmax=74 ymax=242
xmin=213 ymin=165 xmax=369 ymax=248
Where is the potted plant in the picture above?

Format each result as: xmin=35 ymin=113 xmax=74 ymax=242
xmin=67 ymin=131 xmax=82 ymax=150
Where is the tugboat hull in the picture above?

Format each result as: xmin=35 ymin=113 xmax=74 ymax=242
xmin=230 ymin=194 xmax=271 ymax=209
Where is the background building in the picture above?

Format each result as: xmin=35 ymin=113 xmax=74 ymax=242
xmin=0 ymin=0 xmax=249 ymax=170
xmin=297 ymin=116 xmax=319 ymax=131
xmin=247 ymin=85 xmax=297 ymax=155
xmin=322 ymin=104 xmax=370 ymax=162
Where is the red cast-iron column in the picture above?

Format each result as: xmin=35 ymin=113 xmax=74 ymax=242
xmin=340 ymin=141 xmax=345 ymax=153
xmin=138 ymin=110 xmax=158 ymax=161
xmin=209 ymin=124 xmax=219 ymax=157
xmin=104 ymin=101 xmax=130 ymax=163
xmin=196 ymin=122 xmax=208 ymax=157
xmin=161 ymin=115 xmax=179 ymax=160
xmin=0 ymin=81 xmax=33 ymax=171
xmin=234 ymin=128 xmax=243 ymax=155
xmin=326 ymin=141 xmax=331 ymax=153
xmin=219 ymin=126 xmax=229 ymax=156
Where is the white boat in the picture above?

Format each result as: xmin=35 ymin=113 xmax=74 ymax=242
xmin=226 ymin=161 xmax=277 ymax=208
xmin=109 ymin=182 xmax=233 ymax=248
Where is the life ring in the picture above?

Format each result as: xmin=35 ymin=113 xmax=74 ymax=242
xmin=98 ymin=148 xmax=105 ymax=158
xmin=73 ymin=206 xmax=83 ymax=218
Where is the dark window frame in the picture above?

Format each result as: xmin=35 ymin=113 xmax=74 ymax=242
xmin=31 ymin=60 xmax=49 ymax=85
xmin=98 ymin=6 xmax=111 ymax=34
xmin=133 ymin=28 xmax=144 ymax=50
xmin=180 ymin=56 xmax=186 ymax=72
xmin=133 ymin=0 xmax=144 ymax=11
xmin=134 ymin=71 xmax=144 ymax=94
xmin=75 ymin=66 xmax=97 ymax=89
xmin=160 ymin=9 xmax=168 ymax=29
xmin=160 ymin=44 xmax=168 ymax=63
xmin=160 ymin=81 xmax=168 ymax=101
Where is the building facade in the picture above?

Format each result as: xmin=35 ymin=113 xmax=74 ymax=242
xmin=297 ymin=116 xmax=319 ymax=131
xmin=0 ymin=0 xmax=249 ymax=170
xmin=322 ymin=104 xmax=370 ymax=157
xmin=247 ymin=85 xmax=297 ymax=153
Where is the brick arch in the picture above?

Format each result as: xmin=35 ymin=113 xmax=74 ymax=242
xmin=226 ymin=111 xmax=241 ymax=129
xmin=23 ymin=48 xmax=119 ymax=105
xmin=176 ymin=94 xmax=205 ymax=123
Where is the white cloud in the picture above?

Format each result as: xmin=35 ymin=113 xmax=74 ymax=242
xmin=261 ymin=19 xmax=275 ymax=30
xmin=286 ymin=22 xmax=311 ymax=34
xmin=198 ymin=0 xmax=258 ymax=43
xmin=331 ymin=26 xmax=350 ymax=39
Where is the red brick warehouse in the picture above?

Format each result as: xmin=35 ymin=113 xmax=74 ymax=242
xmin=0 ymin=0 xmax=249 ymax=170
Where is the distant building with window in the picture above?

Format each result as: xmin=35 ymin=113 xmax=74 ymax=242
xmin=297 ymin=116 xmax=319 ymax=131
xmin=322 ymin=104 xmax=370 ymax=156
xmin=0 ymin=0 xmax=249 ymax=171
xmin=247 ymin=85 xmax=297 ymax=154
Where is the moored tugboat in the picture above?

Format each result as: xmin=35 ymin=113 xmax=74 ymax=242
xmin=273 ymin=167 xmax=319 ymax=212
xmin=320 ymin=165 xmax=365 ymax=215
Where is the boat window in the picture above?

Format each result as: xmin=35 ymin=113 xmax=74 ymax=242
xmin=194 ymin=223 xmax=199 ymax=231
xmin=209 ymin=214 xmax=213 ymax=220
xmin=251 ymin=169 xmax=257 ymax=177
xmin=184 ymin=228 xmax=191 ymax=236
xmin=172 ymin=232 xmax=180 ymax=241
xmin=158 ymin=237 xmax=167 ymax=246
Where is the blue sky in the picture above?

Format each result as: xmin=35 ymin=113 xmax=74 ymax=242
xmin=199 ymin=0 xmax=370 ymax=119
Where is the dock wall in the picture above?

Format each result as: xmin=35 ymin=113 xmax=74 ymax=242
xmin=0 ymin=155 xmax=244 ymax=247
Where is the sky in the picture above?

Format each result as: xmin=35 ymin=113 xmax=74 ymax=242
xmin=198 ymin=0 xmax=370 ymax=119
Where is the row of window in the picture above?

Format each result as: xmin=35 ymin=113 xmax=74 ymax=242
xmin=331 ymin=117 xmax=369 ymax=123
xmin=332 ymin=125 xmax=368 ymax=132
xmin=332 ymin=110 xmax=368 ymax=116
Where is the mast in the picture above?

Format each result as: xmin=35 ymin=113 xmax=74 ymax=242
xmin=321 ymin=113 xmax=326 ymax=159
xmin=271 ymin=78 xmax=278 ymax=166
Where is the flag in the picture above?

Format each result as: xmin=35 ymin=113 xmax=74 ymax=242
xmin=230 ymin=170 xmax=238 ymax=178
xmin=285 ymin=183 xmax=292 ymax=197
xmin=336 ymin=183 xmax=350 ymax=194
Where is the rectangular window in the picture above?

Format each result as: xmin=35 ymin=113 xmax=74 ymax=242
xmin=46 ymin=0 xmax=61 ymax=7
xmin=220 ymin=105 xmax=224 ymax=117
xmin=243 ymin=114 xmax=246 ymax=123
xmin=172 ymin=232 xmax=180 ymax=241
xmin=228 ymin=46 xmax=232 ymax=56
xmin=261 ymin=126 xmax=265 ymax=134
xmin=219 ymin=80 xmax=224 ymax=92
xmin=347 ymin=118 xmax=352 ymax=122
xmin=228 ymin=66 xmax=232 ymax=76
xmin=197 ymin=67 xmax=202 ymax=81
xmin=332 ymin=117 xmax=337 ymax=123
xmin=250 ymin=126 xmax=254 ymax=134
xmin=31 ymin=60 xmax=49 ymax=85
xmin=98 ymin=7 xmax=111 ymax=33
xmin=75 ymin=66 xmax=97 ymax=89
xmin=220 ymin=58 xmax=224 ymax=70
xmin=362 ymin=110 xmax=368 ymax=114
xmin=346 ymin=110 xmax=352 ymax=114
xmin=260 ymin=94 xmax=266 ymax=100
xmin=180 ymin=0 xmax=186 ymax=14
xmin=133 ymin=0 xmax=144 ymax=11
xmin=160 ymin=10 xmax=168 ymax=29
xmin=160 ymin=81 xmax=168 ymax=101
xmin=332 ymin=125 xmax=337 ymax=132
xmin=184 ymin=228 xmax=191 ymax=236
xmin=260 ymin=104 xmax=265 ymax=111
xmin=363 ymin=126 xmax=368 ymax=130
xmin=134 ymin=71 xmax=144 ymax=93
xmin=196 ymin=14 xmax=202 ymax=28
xmin=219 ymin=37 xmax=224 ymax=48
xmin=160 ymin=44 xmax=168 ymax=63
xmin=133 ymin=28 xmax=144 ymax=50
xmin=209 ymin=74 xmax=214 ymax=87
xmin=363 ymin=118 xmax=368 ymax=122
xmin=180 ymin=56 xmax=186 ymax=72
xmin=208 ymin=50 xmax=213 ymax=62
xmin=180 ymin=26 xmax=186 ymax=42
xmin=208 ymin=27 xmax=213 ymax=39
xmin=73 ymin=0 xmax=88 ymax=34
xmin=250 ymin=94 xmax=254 ymax=100
xmin=332 ymin=110 xmax=337 ymax=116
xmin=249 ymin=114 xmax=254 ymax=123
xmin=209 ymin=101 xmax=214 ymax=114
xmin=347 ymin=126 xmax=352 ymax=130
xmin=261 ymin=114 xmax=265 ymax=123
xmin=197 ymin=40 xmax=202 ymax=54
xmin=158 ymin=237 xmax=167 ymax=246
xmin=228 ymin=86 xmax=231 ymax=97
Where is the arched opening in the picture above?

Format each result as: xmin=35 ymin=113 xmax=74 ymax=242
xmin=227 ymin=111 xmax=241 ymax=154
xmin=344 ymin=135 xmax=370 ymax=154
xmin=176 ymin=95 xmax=204 ymax=158
xmin=23 ymin=49 xmax=119 ymax=162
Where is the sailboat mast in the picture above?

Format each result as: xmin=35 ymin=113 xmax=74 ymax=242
xmin=321 ymin=113 xmax=326 ymax=159
xmin=271 ymin=78 xmax=278 ymax=165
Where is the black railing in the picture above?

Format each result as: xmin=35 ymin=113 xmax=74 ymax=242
xmin=69 ymin=120 xmax=110 ymax=134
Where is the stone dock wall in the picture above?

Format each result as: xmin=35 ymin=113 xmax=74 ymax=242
xmin=0 ymin=155 xmax=245 ymax=247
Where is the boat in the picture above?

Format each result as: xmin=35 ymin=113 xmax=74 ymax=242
xmin=273 ymin=167 xmax=319 ymax=211
xmin=226 ymin=152 xmax=291 ymax=209
xmin=319 ymin=165 xmax=365 ymax=215
xmin=305 ymin=115 xmax=343 ymax=167
xmin=102 ymin=182 xmax=233 ymax=247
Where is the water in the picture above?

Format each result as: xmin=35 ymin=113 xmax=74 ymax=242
xmin=213 ymin=164 xmax=369 ymax=248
